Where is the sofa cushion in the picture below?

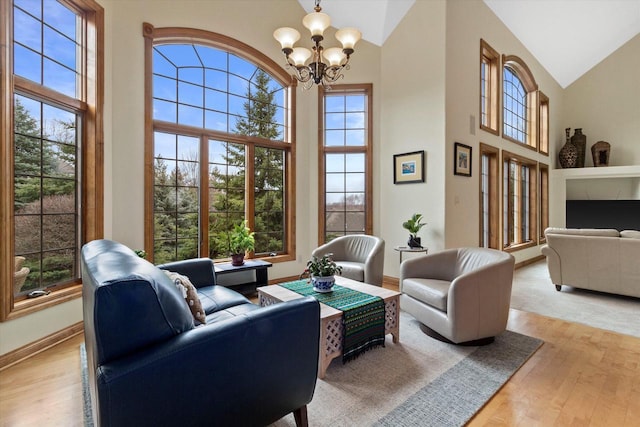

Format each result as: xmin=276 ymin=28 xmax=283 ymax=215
xmin=197 ymin=285 xmax=254 ymax=315
xmin=402 ymin=278 xmax=451 ymax=312
xmin=336 ymin=261 xmax=365 ymax=282
xmin=545 ymin=227 xmax=620 ymax=237
xmin=163 ymin=271 xmax=206 ymax=325
xmin=205 ymin=303 xmax=260 ymax=323
xmin=621 ymin=230 xmax=640 ymax=239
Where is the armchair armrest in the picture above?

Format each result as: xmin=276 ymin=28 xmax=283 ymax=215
xmin=157 ymin=258 xmax=216 ymax=288
xmin=95 ymin=297 xmax=320 ymax=427
xmin=447 ymin=257 xmax=514 ymax=340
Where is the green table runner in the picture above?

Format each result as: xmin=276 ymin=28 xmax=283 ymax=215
xmin=281 ymin=280 xmax=385 ymax=363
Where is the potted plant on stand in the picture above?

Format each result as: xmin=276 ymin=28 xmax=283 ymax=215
xmin=229 ymin=220 xmax=255 ymax=266
xmin=304 ymin=253 xmax=343 ymax=293
xmin=402 ymin=213 xmax=426 ymax=248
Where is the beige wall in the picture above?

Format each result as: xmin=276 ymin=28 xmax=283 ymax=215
xmin=444 ymin=0 xmax=564 ymax=263
xmin=563 ymin=34 xmax=640 ymax=167
xmin=379 ymin=0 xmax=447 ymax=277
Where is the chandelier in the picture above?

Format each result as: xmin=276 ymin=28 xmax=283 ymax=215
xmin=273 ymin=0 xmax=362 ymax=89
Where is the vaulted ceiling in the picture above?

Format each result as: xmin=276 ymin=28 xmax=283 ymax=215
xmin=298 ymin=0 xmax=640 ymax=88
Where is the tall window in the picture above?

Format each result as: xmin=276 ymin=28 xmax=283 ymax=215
xmin=144 ymin=24 xmax=295 ymax=264
xmin=503 ymin=151 xmax=537 ymax=250
xmin=480 ymin=39 xmax=499 ymax=135
xmin=1 ymin=0 xmax=104 ymax=320
xmin=539 ymin=91 xmax=549 ymax=155
xmin=539 ymin=163 xmax=549 ymax=242
xmin=479 ymin=143 xmax=499 ymax=248
xmin=502 ymin=55 xmax=538 ymax=149
xmin=318 ymin=84 xmax=372 ymax=242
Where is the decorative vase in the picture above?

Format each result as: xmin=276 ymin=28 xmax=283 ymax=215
xmin=591 ymin=141 xmax=611 ymax=167
xmin=559 ymin=128 xmax=578 ymax=168
xmin=408 ymin=235 xmax=422 ymax=248
xmin=14 ymin=256 xmax=29 ymax=295
xmin=570 ymin=128 xmax=587 ymax=167
xmin=230 ymin=253 xmax=245 ymax=266
xmin=312 ymin=275 xmax=335 ymax=293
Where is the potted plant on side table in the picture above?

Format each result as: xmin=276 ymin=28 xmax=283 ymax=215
xmin=304 ymin=253 xmax=343 ymax=293
xmin=402 ymin=213 xmax=426 ymax=248
xmin=229 ymin=220 xmax=255 ymax=266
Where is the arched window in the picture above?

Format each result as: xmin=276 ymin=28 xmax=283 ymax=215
xmin=143 ymin=24 xmax=296 ymax=264
xmin=502 ymin=55 xmax=538 ymax=148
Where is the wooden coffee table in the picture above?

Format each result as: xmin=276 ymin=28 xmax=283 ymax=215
xmin=257 ymin=276 xmax=400 ymax=379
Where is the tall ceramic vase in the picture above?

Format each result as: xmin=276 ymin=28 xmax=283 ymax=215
xmin=559 ymin=128 xmax=578 ymax=168
xmin=571 ymin=128 xmax=587 ymax=167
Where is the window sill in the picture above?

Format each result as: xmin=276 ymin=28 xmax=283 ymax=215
xmin=503 ymin=241 xmax=537 ymax=253
xmin=4 ymin=283 xmax=82 ymax=322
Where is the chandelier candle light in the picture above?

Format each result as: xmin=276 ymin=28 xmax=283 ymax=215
xmin=273 ymin=0 xmax=362 ymax=89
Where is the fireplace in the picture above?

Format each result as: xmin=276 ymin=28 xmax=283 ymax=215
xmin=566 ymin=200 xmax=640 ymax=231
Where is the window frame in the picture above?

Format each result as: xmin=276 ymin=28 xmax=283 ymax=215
xmin=142 ymin=23 xmax=296 ymax=264
xmin=479 ymin=39 xmax=500 ymax=135
xmin=502 ymin=55 xmax=538 ymax=151
xmin=502 ymin=150 xmax=538 ymax=252
xmin=479 ymin=143 xmax=500 ymax=249
xmin=538 ymin=163 xmax=549 ymax=243
xmin=538 ymin=91 xmax=549 ymax=155
xmin=317 ymin=83 xmax=373 ymax=244
xmin=0 ymin=0 xmax=104 ymax=321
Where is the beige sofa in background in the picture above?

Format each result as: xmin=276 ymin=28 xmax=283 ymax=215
xmin=541 ymin=228 xmax=640 ymax=298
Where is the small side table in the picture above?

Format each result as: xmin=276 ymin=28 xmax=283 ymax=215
xmin=214 ymin=259 xmax=273 ymax=295
xmin=394 ymin=246 xmax=428 ymax=263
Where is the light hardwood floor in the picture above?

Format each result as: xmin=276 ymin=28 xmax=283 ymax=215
xmin=1 ymin=297 xmax=639 ymax=426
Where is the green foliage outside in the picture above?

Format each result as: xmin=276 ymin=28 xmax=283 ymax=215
xmin=154 ymin=68 xmax=286 ymax=264
xmin=13 ymin=98 xmax=78 ymax=294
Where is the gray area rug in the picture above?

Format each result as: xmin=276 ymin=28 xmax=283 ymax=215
xmin=80 ymin=344 xmax=93 ymax=427
xmin=81 ymin=313 xmax=541 ymax=427
xmin=511 ymin=260 xmax=640 ymax=337
xmin=272 ymin=312 xmax=541 ymax=426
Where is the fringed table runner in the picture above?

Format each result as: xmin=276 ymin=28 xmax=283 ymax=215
xmin=281 ymin=280 xmax=385 ymax=363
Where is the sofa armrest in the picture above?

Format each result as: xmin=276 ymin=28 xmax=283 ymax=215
xmin=541 ymin=244 xmax=562 ymax=285
xmin=94 ymin=297 xmax=320 ymax=427
xmin=157 ymin=258 xmax=216 ymax=288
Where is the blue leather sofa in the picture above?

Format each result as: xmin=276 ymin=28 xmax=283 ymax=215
xmin=81 ymin=239 xmax=320 ymax=427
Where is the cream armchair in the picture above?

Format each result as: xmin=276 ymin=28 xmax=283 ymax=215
xmin=400 ymin=247 xmax=515 ymax=344
xmin=311 ymin=235 xmax=385 ymax=287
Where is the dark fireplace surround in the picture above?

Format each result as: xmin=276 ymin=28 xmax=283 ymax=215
xmin=566 ymin=200 xmax=640 ymax=231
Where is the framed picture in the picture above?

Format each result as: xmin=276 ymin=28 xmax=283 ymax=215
xmin=454 ymin=142 xmax=472 ymax=177
xmin=393 ymin=150 xmax=425 ymax=184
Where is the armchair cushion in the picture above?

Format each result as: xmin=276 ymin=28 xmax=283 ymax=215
xmin=337 ymin=261 xmax=365 ymax=282
xmin=402 ymin=278 xmax=450 ymax=312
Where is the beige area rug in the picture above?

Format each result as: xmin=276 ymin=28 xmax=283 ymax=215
xmin=271 ymin=312 xmax=541 ymax=427
xmin=511 ymin=260 xmax=640 ymax=338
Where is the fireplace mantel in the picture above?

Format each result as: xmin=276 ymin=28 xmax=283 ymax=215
xmin=550 ymin=165 xmax=640 ymax=227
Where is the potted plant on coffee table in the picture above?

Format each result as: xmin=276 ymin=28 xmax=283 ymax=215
xmin=304 ymin=253 xmax=343 ymax=293
xmin=402 ymin=213 xmax=426 ymax=248
xmin=229 ymin=220 xmax=255 ymax=266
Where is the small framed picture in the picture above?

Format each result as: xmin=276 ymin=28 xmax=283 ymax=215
xmin=454 ymin=142 xmax=472 ymax=177
xmin=393 ymin=150 xmax=425 ymax=184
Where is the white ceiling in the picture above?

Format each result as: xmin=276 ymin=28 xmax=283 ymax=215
xmin=297 ymin=0 xmax=640 ymax=88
